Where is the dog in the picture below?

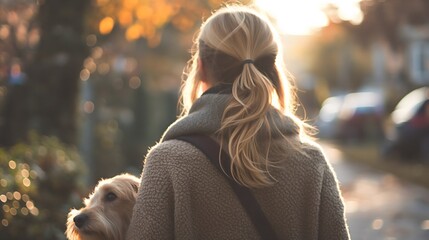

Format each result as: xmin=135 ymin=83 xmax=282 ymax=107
xmin=66 ymin=173 xmax=140 ymax=240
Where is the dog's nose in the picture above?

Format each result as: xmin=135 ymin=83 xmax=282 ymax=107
xmin=74 ymin=214 xmax=89 ymax=228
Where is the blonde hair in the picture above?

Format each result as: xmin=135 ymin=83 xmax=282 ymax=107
xmin=180 ymin=5 xmax=305 ymax=188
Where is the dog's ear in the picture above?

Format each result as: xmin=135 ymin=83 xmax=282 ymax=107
xmin=118 ymin=174 xmax=140 ymax=193
xmin=130 ymin=181 xmax=139 ymax=193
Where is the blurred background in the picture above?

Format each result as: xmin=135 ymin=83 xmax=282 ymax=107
xmin=0 ymin=0 xmax=428 ymax=239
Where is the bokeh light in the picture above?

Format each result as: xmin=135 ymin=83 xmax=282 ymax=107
xmin=0 ymin=179 xmax=8 ymax=187
xmin=99 ymin=17 xmax=115 ymax=35
xmin=2 ymin=205 xmax=10 ymax=212
xmin=13 ymin=191 xmax=21 ymax=200
xmin=21 ymin=169 xmax=29 ymax=178
xmin=0 ymin=25 xmax=10 ymax=39
xmin=2 ymin=219 xmax=9 ymax=227
xmin=126 ymin=24 xmax=143 ymax=41
xmin=86 ymin=34 xmax=97 ymax=46
xmin=84 ymin=58 xmax=97 ymax=73
xmin=22 ymin=194 xmax=29 ymax=202
xmin=6 ymin=192 xmax=13 ymax=200
xmin=12 ymin=200 xmax=19 ymax=209
xmin=26 ymin=200 xmax=34 ymax=210
xmin=129 ymin=76 xmax=142 ymax=89
xmin=80 ymin=68 xmax=90 ymax=81
xmin=118 ymin=10 xmax=133 ymax=26
xmin=22 ymin=178 xmax=31 ymax=187
xmin=92 ymin=47 xmax=103 ymax=59
xmin=21 ymin=207 xmax=29 ymax=216
xmin=0 ymin=194 xmax=7 ymax=203
xmin=98 ymin=62 xmax=110 ymax=75
xmin=372 ymin=218 xmax=383 ymax=230
xmin=8 ymin=160 xmax=16 ymax=169
xmin=83 ymin=101 xmax=95 ymax=114
xmin=30 ymin=207 xmax=39 ymax=216
xmin=9 ymin=208 xmax=17 ymax=216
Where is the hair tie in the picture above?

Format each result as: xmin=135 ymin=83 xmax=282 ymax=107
xmin=242 ymin=59 xmax=254 ymax=65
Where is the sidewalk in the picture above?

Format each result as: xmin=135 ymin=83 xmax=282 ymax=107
xmin=322 ymin=142 xmax=429 ymax=240
xmin=339 ymin=142 xmax=429 ymax=188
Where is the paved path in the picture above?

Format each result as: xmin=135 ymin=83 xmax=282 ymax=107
xmin=321 ymin=143 xmax=429 ymax=240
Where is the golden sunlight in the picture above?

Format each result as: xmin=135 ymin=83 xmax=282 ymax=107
xmin=255 ymin=0 xmax=363 ymax=35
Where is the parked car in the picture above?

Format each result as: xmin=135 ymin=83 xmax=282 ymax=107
xmin=317 ymin=92 xmax=384 ymax=141
xmin=383 ymin=87 xmax=429 ymax=161
xmin=316 ymin=95 xmax=344 ymax=139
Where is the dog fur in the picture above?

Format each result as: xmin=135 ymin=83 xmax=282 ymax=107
xmin=66 ymin=173 xmax=140 ymax=240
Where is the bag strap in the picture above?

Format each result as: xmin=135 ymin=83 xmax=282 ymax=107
xmin=175 ymin=135 xmax=278 ymax=240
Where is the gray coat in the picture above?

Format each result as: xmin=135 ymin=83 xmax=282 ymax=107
xmin=127 ymin=93 xmax=350 ymax=240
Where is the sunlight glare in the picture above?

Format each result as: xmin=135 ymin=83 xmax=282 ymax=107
xmin=255 ymin=0 xmax=328 ymax=35
xmin=330 ymin=0 xmax=364 ymax=24
xmin=255 ymin=0 xmax=363 ymax=35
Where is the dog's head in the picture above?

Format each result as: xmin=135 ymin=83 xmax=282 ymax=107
xmin=66 ymin=173 xmax=140 ymax=240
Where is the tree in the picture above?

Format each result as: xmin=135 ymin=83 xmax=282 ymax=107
xmin=0 ymin=0 xmax=40 ymax=146
xmin=0 ymin=0 xmax=91 ymax=146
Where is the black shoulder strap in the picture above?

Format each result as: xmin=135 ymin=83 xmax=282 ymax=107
xmin=175 ymin=135 xmax=278 ymax=240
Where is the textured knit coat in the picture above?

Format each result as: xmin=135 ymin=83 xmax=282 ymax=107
xmin=127 ymin=92 xmax=350 ymax=240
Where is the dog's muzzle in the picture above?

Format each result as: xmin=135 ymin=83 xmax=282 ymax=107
xmin=74 ymin=213 xmax=89 ymax=228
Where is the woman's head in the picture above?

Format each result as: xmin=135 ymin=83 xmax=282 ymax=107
xmin=199 ymin=6 xmax=278 ymax=83
xmin=181 ymin=5 xmax=293 ymax=115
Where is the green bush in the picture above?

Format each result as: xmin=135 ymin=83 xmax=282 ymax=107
xmin=0 ymin=133 xmax=86 ymax=240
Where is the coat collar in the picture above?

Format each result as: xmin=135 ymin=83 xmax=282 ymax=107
xmin=161 ymin=88 xmax=300 ymax=142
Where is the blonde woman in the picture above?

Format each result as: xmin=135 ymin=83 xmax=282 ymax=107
xmin=127 ymin=5 xmax=349 ymax=240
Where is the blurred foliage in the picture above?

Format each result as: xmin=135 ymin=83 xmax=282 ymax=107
xmin=353 ymin=0 xmax=429 ymax=49
xmin=0 ymin=132 xmax=86 ymax=240
xmin=92 ymin=0 xmax=246 ymax=45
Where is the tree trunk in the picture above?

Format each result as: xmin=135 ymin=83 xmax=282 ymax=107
xmin=0 ymin=0 xmax=90 ymax=146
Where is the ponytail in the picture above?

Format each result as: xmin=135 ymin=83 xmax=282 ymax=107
xmin=219 ymin=62 xmax=278 ymax=187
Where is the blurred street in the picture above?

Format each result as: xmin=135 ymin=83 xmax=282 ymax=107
xmin=322 ymin=142 xmax=429 ymax=240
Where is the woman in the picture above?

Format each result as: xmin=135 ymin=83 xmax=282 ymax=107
xmin=127 ymin=5 xmax=349 ymax=240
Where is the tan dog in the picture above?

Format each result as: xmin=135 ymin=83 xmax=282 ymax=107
xmin=66 ymin=173 xmax=140 ymax=240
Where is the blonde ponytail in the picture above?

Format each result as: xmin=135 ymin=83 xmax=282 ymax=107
xmin=219 ymin=62 xmax=279 ymax=187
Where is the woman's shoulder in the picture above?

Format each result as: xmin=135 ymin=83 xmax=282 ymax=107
xmin=285 ymin=138 xmax=330 ymax=167
xmin=299 ymin=139 xmax=340 ymax=175
xmin=144 ymin=139 xmax=208 ymax=168
xmin=301 ymin=139 xmax=325 ymax=157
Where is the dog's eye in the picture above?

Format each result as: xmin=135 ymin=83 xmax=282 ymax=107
xmin=105 ymin=192 xmax=117 ymax=202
